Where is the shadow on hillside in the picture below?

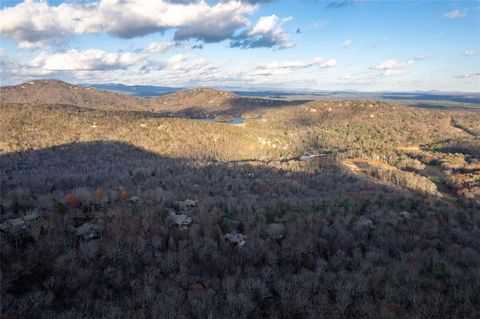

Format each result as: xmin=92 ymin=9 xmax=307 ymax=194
xmin=3 ymin=141 xmax=479 ymax=319
xmin=407 ymin=102 xmax=480 ymax=111
xmin=0 ymin=140 xmax=454 ymax=213
xmin=164 ymin=97 xmax=312 ymax=118
xmin=38 ymin=98 xmax=313 ymax=120
xmin=228 ymin=97 xmax=311 ymax=109
xmin=380 ymin=93 xmax=480 ymax=104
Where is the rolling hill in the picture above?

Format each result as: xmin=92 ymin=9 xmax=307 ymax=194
xmin=0 ymin=80 xmax=306 ymax=117
xmin=0 ymin=79 xmax=147 ymax=111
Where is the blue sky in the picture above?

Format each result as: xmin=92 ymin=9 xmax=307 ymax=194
xmin=0 ymin=0 xmax=479 ymax=91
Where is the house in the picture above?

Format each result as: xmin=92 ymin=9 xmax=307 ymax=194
xmin=75 ymin=223 xmax=100 ymax=241
xmin=22 ymin=210 xmax=40 ymax=222
xmin=224 ymin=233 xmax=247 ymax=248
xmin=299 ymin=152 xmax=325 ymax=161
xmin=0 ymin=211 xmax=41 ymax=236
xmin=176 ymin=199 xmax=197 ymax=211
xmin=166 ymin=211 xmax=192 ymax=227
xmin=127 ymin=196 xmax=141 ymax=205
xmin=300 ymin=153 xmax=322 ymax=161
xmin=0 ymin=218 xmax=26 ymax=236
xmin=263 ymin=223 xmax=286 ymax=240
xmin=299 ymin=149 xmax=332 ymax=161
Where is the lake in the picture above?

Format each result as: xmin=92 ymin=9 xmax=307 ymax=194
xmin=198 ymin=115 xmax=264 ymax=125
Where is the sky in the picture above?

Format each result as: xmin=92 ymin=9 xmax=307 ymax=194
xmin=0 ymin=0 xmax=479 ymax=92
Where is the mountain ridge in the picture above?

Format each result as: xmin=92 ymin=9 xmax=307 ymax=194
xmin=0 ymin=79 xmax=305 ymax=116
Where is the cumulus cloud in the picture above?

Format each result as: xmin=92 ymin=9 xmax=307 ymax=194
xmin=0 ymin=53 xmax=59 ymax=84
xmin=0 ymin=0 xmax=258 ymax=48
xmin=464 ymin=49 xmax=477 ymax=57
xmin=230 ymin=14 xmax=294 ymax=49
xmin=0 ymin=1 xmax=101 ymax=47
xmin=251 ymin=57 xmax=336 ymax=75
xmin=166 ymin=54 xmax=192 ymax=70
xmin=29 ymin=49 xmax=142 ymax=71
xmin=18 ymin=40 xmax=47 ymax=49
xmin=373 ymin=59 xmax=415 ymax=76
xmin=2 ymin=46 xmax=340 ymax=88
xmin=342 ymin=39 xmax=352 ymax=48
xmin=442 ymin=9 xmax=465 ymax=19
xmin=144 ymin=42 xmax=175 ymax=54
xmin=1 ymin=47 xmax=223 ymax=85
xmin=172 ymin=1 xmax=253 ymax=42
xmin=155 ymin=53 xmax=223 ymax=83
xmin=312 ymin=57 xmax=337 ymax=68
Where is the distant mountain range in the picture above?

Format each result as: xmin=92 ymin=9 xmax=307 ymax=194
xmin=85 ymin=83 xmax=182 ymax=97
xmin=1 ymin=80 xmax=478 ymax=114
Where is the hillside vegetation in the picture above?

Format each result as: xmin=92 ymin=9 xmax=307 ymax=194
xmin=149 ymin=87 xmax=305 ymax=117
xmin=1 ymin=81 xmax=480 ymax=319
xmin=0 ymin=80 xmax=147 ymax=111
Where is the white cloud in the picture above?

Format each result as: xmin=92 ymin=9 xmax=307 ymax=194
xmin=150 ymin=54 xmax=224 ymax=84
xmin=11 ymin=49 xmax=335 ymax=83
xmin=230 ymin=14 xmax=294 ymax=49
xmin=373 ymin=59 xmax=415 ymax=76
xmin=1 ymin=48 xmax=223 ymax=85
xmin=0 ymin=0 xmax=257 ymax=48
xmin=144 ymin=42 xmax=175 ymax=54
xmin=250 ymin=15 xmax=291 ymax=35
xmin=442 ymin=9 xmax=465 ymax=19
xmin=172 ymin=1 xmax=254 ymax=43
xmin=254 ymin=60 xmax=310 ymax=75
xmin=166 ymin=54 xmax=191 ymax=70
xmin=251 ymin=57 xmax=336 ymax=75
xmin=0 ymin=1 xmax=101 ymax=48
xmin=0 ymin=53 xmax=57 ymax=84
xmin=342 ymin=39 xmax=352 ymax=48
xmin=312 ymin=57 xmax=337 ymax=68
xmin=29 ymin=49 xmax=142 ymax=71
xmin=3 ymin=48 xmax=478 ymax=91
xmin=454 ymin=73 xmax=480 ymax=79
xmin=464 ymin=49 xmax=477 ymax=57
xmin=18 ymin=40 xmax=45 ymax=49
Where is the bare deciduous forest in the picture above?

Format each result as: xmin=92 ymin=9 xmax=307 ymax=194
xmin=1 ymin=81 xmax=480 ymax=318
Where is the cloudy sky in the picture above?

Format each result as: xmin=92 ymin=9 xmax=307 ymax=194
xmin=1 ymin=0 xmax=479 ymax=91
